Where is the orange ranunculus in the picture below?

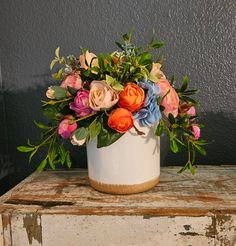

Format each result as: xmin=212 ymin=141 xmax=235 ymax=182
xmin=108 ymin=108 xmax=134 ymax=133
xmin=118 ymin=83 xmax=145 ymax=112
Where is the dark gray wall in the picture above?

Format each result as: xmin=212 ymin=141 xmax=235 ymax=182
xmin=0 ymin=0 xmax=235 ymax=192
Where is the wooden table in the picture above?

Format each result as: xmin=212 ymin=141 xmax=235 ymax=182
xmin=0 ymin=166 xmax=236 ymax=246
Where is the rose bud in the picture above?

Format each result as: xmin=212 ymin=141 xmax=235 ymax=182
xmin=192 ymin=125 xmax=201 ymax=140
xmin=60 ymin=72 xmax=82 ymax=90
xmin=58 ymin=116 xmax=77 ymax=139
xmin=46 ymin=86 xmax=67 ymax=99
xmin=118 ymin=82 xmax=145 ymax=112
xmin=108 ymin=108 xmax=134 ymax=133
xmin=71 ymin=134 xmax=86 ymax=146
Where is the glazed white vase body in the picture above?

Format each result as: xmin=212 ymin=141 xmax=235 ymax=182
xmin=86 ymin=126 xmax=160 ymax=194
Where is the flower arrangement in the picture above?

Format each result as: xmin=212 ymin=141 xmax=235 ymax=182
xmin=18 ymin=32 xmax=207 ymax=174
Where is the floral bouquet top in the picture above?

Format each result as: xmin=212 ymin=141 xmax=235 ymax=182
xmin=18 ymin=32 xmax=207 ymax=173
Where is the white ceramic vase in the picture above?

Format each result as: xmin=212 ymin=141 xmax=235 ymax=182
xmin=86 ymin=126 xmax=160 ymax=194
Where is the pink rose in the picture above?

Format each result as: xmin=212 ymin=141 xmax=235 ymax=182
xmin=58 ymin=116 xmax=77 ymax=139
xmin=158 ymin=78 xmax=179 ymax=118
xmin=70 ymin=89 xmax=94 ymax=117
xmin=192 ymin=125 xmax=200 ymax=140
xmin=89 ymin=80 xmax=119 ymax=111
xmin=60 ymin=73 xmax=82 ymax=90
xmin=79 ymin=50 xmax=99 ymax=70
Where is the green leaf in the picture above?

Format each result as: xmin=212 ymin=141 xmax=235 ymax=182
xmin=115 ymin=42 xmax=124 ymax=50
xmin=42 ymin=104 xmax=60 ymax=120
xmin=29 ymin=148 xmax=37 ymax=163
xmin=155 ymin=120 xmax=164 ymax=136
xmin=193 ymin=144 xmax=206 ymax=156
xmin=66 ymin=152 xmax=72 ymax=168
xmin=50 ymin=59 xmax=58 ymax=70
xmin=17 ymin=146 xmax=35 ymax=152
xmin=170 ymin=139 xmax=178 ymax=153
xmin=48 ymin=156 xmax=56 ymax=170
xmin=139 ymin=52 xmax=152 ymax=65
xmin=105 ymin=74 xmax=115 ymax=85
xmin=55 ymin=47 xmax=60 ymax=58
xmin=151 ymin=41 xmax=165 ymax=49
xmin=112 ymin=83 xmax=124 ymax=91
xmin=170 ymin=75 xmax=175 ymax=86
xmin=51 ymin=86 xmax=67 ymax=99
xmin=188 ymin=162 xmax=195 ymax=175
xmin=177 ymin=163 xmax=188 ymax=174
xmin=97 ymin=117 xmax=124 ymax=148
xmin=59 ymin=145 xmax=66 ymax=165
xmin=168 ymin=113 xmax=175 ymax=124
xmin=123 ymin=33 xmax=130 ymax=42
xmin=74 ymin=127 xmax=89 ymax=140
xmin=67 ymin=86 xmax=78 ymax=96
xmin=34 ymin=121 xmax=51 ymax=130
xmin=37 ymin=159 xmax=47 ymax=172
xmin=195 ymin=139 xmax=208 ymax=146
xmin=98 ymin=53 xmax=105 ymax=70
xmin=52 ymin=68 xmax=63 ymax=80
xmin=181 ymin=76 xmax=189 ymax=92
xmin=89 ymin=119 xmax=102 ymax=140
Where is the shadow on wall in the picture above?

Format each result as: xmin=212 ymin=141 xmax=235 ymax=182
xmin=3 ymin=84 xmax=236 ymax=193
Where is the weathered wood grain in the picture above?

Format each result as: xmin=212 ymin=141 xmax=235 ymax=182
xmin=0 ymin=166 xmax=236 ymax=245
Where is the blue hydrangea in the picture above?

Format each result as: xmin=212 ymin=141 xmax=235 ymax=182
xmin=135 ymin=80 xmax=162 ymax=127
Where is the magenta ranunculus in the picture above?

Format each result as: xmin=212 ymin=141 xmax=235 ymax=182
xmin=70 ymin=89 xmax=94 ymax=117
xmin=58 ymin=116 xmax=77 ymax=139
xmin=192 ymin=125 xmax=200 ymax=140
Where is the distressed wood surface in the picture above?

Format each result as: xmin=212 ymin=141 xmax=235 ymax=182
xmin=0 ymin=165 xmax=236 ymax=246
xmin=1 ymin=165 xmax=236 ymax=216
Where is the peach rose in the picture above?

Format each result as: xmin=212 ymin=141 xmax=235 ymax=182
xmin=118 ymin=83 xmax=145 ymax=112
xmin=158 ymin=78 xmax=179 ymax=118
xmin=149 ymin=63 xmax=166 ymax=82
xmin=108 ymin=108 xmax=134 ymax=133
xmin=79 ymin=50 xmax=99 ymax=70
xmin=89 ymin=80 xmax=119 ymax=111
xmin=60 ymin=73 xmax=82 ymax=90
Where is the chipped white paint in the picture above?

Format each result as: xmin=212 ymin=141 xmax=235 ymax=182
xmin=41 ymin=215 xmax=214 ymax=246
xmin=0 ymin=166 xmax=236 ymax=245
xmin=10 ymin=213 xmax=42 ymax=246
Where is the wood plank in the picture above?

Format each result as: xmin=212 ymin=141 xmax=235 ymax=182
xmin=1 ymin=166 xmax=236 ymax=216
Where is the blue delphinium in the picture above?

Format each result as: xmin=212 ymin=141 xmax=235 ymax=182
xmin=135 ymin=80 xmax=162 ymax=127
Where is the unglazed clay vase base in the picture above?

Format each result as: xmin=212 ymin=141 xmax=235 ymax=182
xmin=86 ymin=125 xmax=160 ymax=195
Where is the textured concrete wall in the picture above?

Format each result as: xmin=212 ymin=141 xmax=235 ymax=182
xmin=0 ymin=0 xmax=235 ymax=187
